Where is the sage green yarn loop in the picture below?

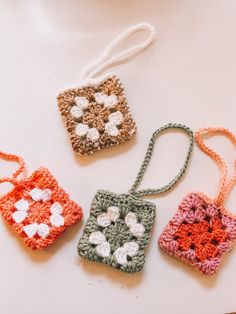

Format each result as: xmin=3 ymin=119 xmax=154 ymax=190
xmin=128 ymin=123 xmax=194 ymax=198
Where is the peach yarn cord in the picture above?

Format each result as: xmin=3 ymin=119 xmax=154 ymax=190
xmin=0 ymin=151 xmax=25 ymax=185
xmin=195 ymin=127 xmax=236 ymax=207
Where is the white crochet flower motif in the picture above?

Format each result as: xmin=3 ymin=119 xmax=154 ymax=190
xmin=12 ymin=199 xmax=30 ymax=223
xmin=114 ymin=242 xmax=139 ymax=265
xmin=97 ymin=206 xmax=120 ymax=227
xmin=125 ymin=212 xmax=145 ymax=238
xmin=22 ymin=202 xmax=64 ymax=238
xmin=105 ymin=111 xmax=123 ymax=137
xmin=70 ymin=96 xmax=89 ymax=119
xmin=13 ymin=187 xmax=65 ymax=238
xmin=49 ymin=202 xmax=65 ymax=227
xmin=89 ymin=231 xmax=111 ymax=258
xmin=94 ymin=92 xmax=118 ymax=108
xmin=75 ymin=123 xmax=100 ymax=142
xmin=23 ymin=223 xmax=50 ymax=238
xmin=12 ymin=188 xmax=52 ymax=224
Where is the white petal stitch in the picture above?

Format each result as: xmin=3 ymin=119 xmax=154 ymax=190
xmin=29 ymin=188 xmax=52 ymax=202
xmin=95 ymin=241 xmax=111 ymax=258
xmin=97 ymin=213 xmax=111 ymax=227
xmin=23 ymin=223 xmax=38 ymax=238
xmin=37 ymin=223 xmax=50 ymax=238
xmin=125 ymin=212 xmax=137 ymax=228
xmin=50 ymin=214 xmax=65 ymax=227
xmin=94 ymin=92 xmax=106 ymax=104
xmin=75 ymin=123 xmax=100 ymax=142
xmin=114 ymin=242 xmax=139 ymax=265
xmin=87 ymin=128 xmax=100 ymax=142
xmin=41 ymin=189 xmax=52 ymax=201
xmin=97 ymin=206 xmax=120 ymax=227
xmin=125 ymin=212 xmax=145 ymax=238
xmin=75 ymin=123 xmax=89 ymax=137
xmin=107 ymin=206 xmax=120 ymax=222
xmin=89 ymin=231 xmax=111 ymax=258
xmin=50 ymin=202 xmax=63 ymax=215
xmin=130 ymin=224 xmax=145 ymax=238
xmin=114 ymin=247 xmax=127 ymax=265
xmin=29 ymin=188 xmax=44 ymax=201
xmin=123 ymin=242 xmax=139 ymax=257
xmin=70 ymin=106 xmax=83 ymax=119
xmin=50 ymin=202 xmax=64 ymax=227
xmin=105 ymin=122 xmax=119 ymax=137
xmin=103 ymin=94 xmax=118 ymax=107
xmin=12 ymin=199 xmax=30 ymax=223
xmin=12 ymin=211 xmax=28 ymax=223
xmin=14 ymin=199 xmax=29 ymax=212
xmin=75 ymin=96 xmax=89 ymax=110
xmin=89 ymin=231 xmax=106 ymax=245
xmin=23 ymin=223 xmax=50 ymax=238
xmin=109 ymin=111 xmax=123 ymax=125
xmin=94 ymin=92 xmax=118 ymax=107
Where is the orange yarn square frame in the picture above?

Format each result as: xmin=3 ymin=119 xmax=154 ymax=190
xmin=57 ymin=74 xmax=137 ymax=155
xmin=0 ymin=167 xmax=82 ymax=250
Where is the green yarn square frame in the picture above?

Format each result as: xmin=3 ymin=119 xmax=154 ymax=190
xmin=78 ymin=190 xmax=156 ymax=273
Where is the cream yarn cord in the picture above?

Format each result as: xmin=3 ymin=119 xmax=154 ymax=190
xmin=80 ymin=23 xmax=156 ymax=81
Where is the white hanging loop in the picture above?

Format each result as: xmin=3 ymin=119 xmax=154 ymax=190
xmin=80 ymin=23 xmax=156 ymax=81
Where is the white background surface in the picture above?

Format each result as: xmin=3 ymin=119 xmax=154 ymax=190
xmin=0 ymin=1 xmax=236 ymax=313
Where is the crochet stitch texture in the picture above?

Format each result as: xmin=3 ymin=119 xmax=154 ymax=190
xmin=78 ymin=123 xmax=194 ymax=273
xmin=0 ymin=153 xmax=82 ymax=250
xmin=159 ymin=127 xmax=236 ymax=275
xmin=58 ymin=74 xmax=136 ymax=155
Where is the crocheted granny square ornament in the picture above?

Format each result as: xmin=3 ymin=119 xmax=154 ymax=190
xmin=78 ymin=190 xmax=155 ymax=273
xmin=78 ymin=124 xmax=194 ymax=273
xmin=0 ymin=153 xmax=82 ymax=250
xmin=159 ymin=192 xmax=236 ymax=275
xmin=159 ymin=128 xmax=236 ymax=275
xmin=58 ymin=74 xmax=136 ymax=155
xmin=58 ymin=23 xmax=156 ymax=155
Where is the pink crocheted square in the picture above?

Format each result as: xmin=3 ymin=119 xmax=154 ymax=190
xmin=159 ymin=193 xmax=236 ymax=275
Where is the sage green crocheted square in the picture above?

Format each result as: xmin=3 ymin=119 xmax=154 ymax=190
xmin=78 ymin=190 xmax=156 ymax=273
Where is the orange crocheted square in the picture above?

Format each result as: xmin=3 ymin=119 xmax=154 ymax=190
xmin=57 ymin=74 xmax=137 ymax=155
xmin=0 ymin=167 xmax=82 ymax=250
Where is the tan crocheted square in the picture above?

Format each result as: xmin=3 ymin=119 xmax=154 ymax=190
xmin=57 ymin=74 xmax=137 ymax=155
